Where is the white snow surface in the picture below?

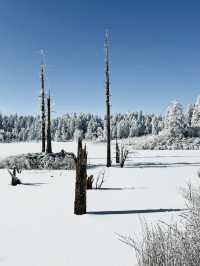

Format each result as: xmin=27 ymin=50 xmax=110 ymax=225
xmin=0 ymin=141 xmax=200 ymax=266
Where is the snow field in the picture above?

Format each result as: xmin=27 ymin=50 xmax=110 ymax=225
xmin=0 ymin=141 xmax=200 ymax=265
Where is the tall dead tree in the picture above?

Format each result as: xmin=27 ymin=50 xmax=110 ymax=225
xmin=74 ymin=138 xmax=87 ymax=215
xmin=40 ymin=63 xmax=46 ymax=152
xmin=105 ymin=30 xmax=111 ymax=167
xmin=46 ymin=90 xmax=52 ymax=154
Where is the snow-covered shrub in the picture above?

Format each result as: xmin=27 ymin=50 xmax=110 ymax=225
xmin=95 ymin=168 xmax=106 ymax=189
xmin=0 ymin=150 xmax=75 ymax=170
xmin=120 ymin=182 xmax=200 ymax=266
xmin=129 ymin=134 xmax=200 ymax=150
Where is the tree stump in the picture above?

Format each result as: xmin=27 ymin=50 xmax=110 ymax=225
xmin=116 ymin=139 xmax=120 ymax=163
xmin=74 ymin=138 xmax=87 ymax=215
xmin=8 ymin=166 xmax=22 ymax=186
xmin=87 ymin=175 xmax=94 ymax=190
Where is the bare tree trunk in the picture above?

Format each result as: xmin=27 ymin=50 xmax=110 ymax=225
xmin=105 ymin=31 xmax=111 ymax=167
xmin=46 ymin=90 xmax=52 ymax=154
xmin=74 ymin=138 xmax=87 ymax=215
xmin=40 ymin=64 xmax=46 ymax=153
xmin=116 ymin=137 xmax=120 ymax=163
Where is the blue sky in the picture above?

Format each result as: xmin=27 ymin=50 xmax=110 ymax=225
xmin=0 ymin=0 xmax=200 ymax=116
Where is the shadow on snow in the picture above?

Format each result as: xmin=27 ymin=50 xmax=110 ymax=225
xmin=20 ymin=182 xmax=47 ymax=186
xmin=87 ymin=208 xmax=185 ymax=215
xmin=125 ymin=162 xmax=200 ymax=168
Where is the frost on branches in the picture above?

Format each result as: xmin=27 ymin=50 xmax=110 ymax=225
xmin=164 ymin=101 xmax=185 ymax=136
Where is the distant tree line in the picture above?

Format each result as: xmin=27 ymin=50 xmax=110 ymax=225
xmin=0 ymin=112 xmax=163 ymax=142
xmin=1 ymin=95 xmax=200 ymax=143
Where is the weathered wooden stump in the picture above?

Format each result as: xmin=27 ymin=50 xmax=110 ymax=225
xmin=8 ymin=166 xmax=22 ymax=186
xmin=87 ymin=175 xmax=94 ymax=190
xmin=74 ymin=138 xmax=87 ymax=215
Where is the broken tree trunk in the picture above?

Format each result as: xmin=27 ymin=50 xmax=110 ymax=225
xmin=87 ymin=175 xmax=94 ymax=190
xmin=40 ymin=63 xmax=46 ymax=153
xmin=105 ymin=31 xmax=112 ymax=167
xmin=74 ymin=138 xmax=87 ymax=215
xmin=116 ymin=137 xmax=120 ymax=163
xmin=46 ymin=90 xmax=52 ymax=154
xmin=8 ymin=166 xmax=21 ymax=186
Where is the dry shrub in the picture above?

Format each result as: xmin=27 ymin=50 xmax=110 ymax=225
xmin=119 ymin=181 xmax=200 ymax=265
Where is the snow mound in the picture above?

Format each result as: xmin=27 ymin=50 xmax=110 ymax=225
xmin=128 ymin=135 xmax=200 ymax=150
xmin=0 ymin=150 xmax=75 ymax=170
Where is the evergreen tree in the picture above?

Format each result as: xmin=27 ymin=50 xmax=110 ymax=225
xmin=165 ymin=101 xmax=185 ymax=136
xmin=191 ymin=96 xmax=200 ymax=127
xmin=152 ymin=116 xmax=159 ymax=135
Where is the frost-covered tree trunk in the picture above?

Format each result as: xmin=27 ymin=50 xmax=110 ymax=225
xmin=74 ymin=138 xmax=87 ymax=215
xmin=105 ymin=31 xmax=111 ymax=167
xmin=46 ymin=90 xmax=52 ymax=154
xmin=40 ymin=64 xmax=46 ymax=152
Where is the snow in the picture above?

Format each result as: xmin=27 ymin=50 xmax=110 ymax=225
xmin=0 ymin=141 xmax=200 ymax=266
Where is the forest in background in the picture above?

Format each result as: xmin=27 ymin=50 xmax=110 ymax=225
xmin=0 ymin=95 xmax=200 ymax=143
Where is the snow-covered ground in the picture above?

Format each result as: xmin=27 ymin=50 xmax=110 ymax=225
xmin=0 ymin=141 xmax=200 ymax=266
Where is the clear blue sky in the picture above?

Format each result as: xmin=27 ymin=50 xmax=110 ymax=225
xmin=0 ymin=0 xmax=200 ymax=116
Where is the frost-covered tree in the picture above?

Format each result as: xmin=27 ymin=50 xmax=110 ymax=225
xmin=0 ymin=111 xmax=165 ymax=142
xmin=144 ymin=115 xmax=152 ymax=135
xmin=164 ymin=101 xmax=185 ymax=136
xmin=129 ymin=119 xmax=140 ymax=137
xmin=185 ymin=104 xmax=194 ymax=127
xmin=117 ymin=120 xmax=129 ymax=138
xmin=152 ymin=116 xmax=159 ymax=135
xmin=74 ymin=129 xmax=83 ymax=141
xmin=191 ymin=96 xmax=200 ymax=127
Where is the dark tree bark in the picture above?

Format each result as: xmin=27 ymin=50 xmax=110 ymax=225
xmin=74 ymin=138 xmax=87 ymax=215
xmin=46 ymin=90 xmax=52 ymax=154
xmin=116 ymin=137 xmax=120 ymax=163
xmin=8 ymin=166 xmax=21 ymax=186
xmin=105 ymin=31 xmax=111 ymax=167
xmin=87 ymin=175 xmax=94 ymax=190
xmin=40 ymin=64 xmax=46 ymax=153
